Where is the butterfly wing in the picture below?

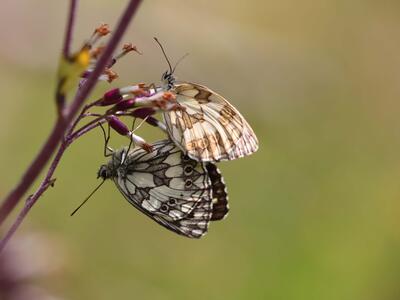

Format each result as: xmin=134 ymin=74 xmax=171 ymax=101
xmin=112 ymin=140 xmax=214 ymax=238
xmin=163 ymin=83 xmax=259 ymax=162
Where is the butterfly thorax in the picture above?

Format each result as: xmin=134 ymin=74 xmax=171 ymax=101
xmin=161 ymin=71 xmax=175 ymax=90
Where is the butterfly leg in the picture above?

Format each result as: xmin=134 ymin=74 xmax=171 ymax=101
xmin=146 ymin=83 xmax=162 ymax=93
xmin=130 ymin=107 xmax=167 ymax=132
xmin=125 ymin=117 xmax=138 ymax=155
xmin=128 ymin=115 xmax=154 ymax=152
xmin=99 ymin=122 xmax=114 ymax=157
xmin=106 ymin=114 xmax=153 ymax=153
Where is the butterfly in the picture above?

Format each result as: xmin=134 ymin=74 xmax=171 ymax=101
xmin=97 ymin=139 xmax=229 ymax=238
xmin=155 ymin=38 xmax=259 ymax=162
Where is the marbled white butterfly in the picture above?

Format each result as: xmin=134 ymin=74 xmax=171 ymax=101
xmin=98 ymin=139 xmax=228 ymax=238
xmin=155 ymin=38 xmax=259 ymax=162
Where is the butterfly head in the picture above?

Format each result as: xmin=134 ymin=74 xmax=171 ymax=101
xmin=97 ymin=164 xmax=112 ymax=180
xmin=154 ymin=38 xmax=189 ymax=90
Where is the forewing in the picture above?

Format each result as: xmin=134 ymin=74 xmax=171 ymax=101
xmin=163 ymin=83 xmax=259 ymax=162
xmin=114 ymin=140 xmax=213 ymax=238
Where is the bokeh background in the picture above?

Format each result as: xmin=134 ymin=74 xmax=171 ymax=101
xmin=1 ymin=0 xmax=400 ymax=299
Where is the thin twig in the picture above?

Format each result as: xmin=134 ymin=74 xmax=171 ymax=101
xmin=0 ymin=113 xmax=107 ymax=252
xmin=70 ymin=119 xmax=107 ymax=142
xmin=0 ymin=140 xmax=67 ymax=252
xmin=0 ymin=0 xmax=143 ymax=231
xmin=64 ymin=0 xmax=143 ymax=119
xmin=0 ymin=119 xmax=67 ymax=226
xmin=67 ymin=100 xmax=100 ymax=135
xmin=63 ymin=0 xmax=78 ymax=58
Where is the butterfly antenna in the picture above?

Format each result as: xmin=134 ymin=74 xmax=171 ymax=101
xmin=133 ymin=116 xmax=149 ymax=133
xmin=154 ymin=37 xmax=173 ymax=74
xmin=70 ymin=180 xmax=105 ymax=216
xmin=172 ymin=53 xmax=189 ymax=73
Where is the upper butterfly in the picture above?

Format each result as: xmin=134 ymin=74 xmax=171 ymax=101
xmin=155 ymin=38 xmax=259 ymax=162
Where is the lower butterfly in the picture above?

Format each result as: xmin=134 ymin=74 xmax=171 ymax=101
xmin=98 ymin=139 xmax=229 ymax=238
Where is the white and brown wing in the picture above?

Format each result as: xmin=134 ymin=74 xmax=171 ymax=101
xmin=110 ymin=140 xmax=227 ymax=238
xmin=163 ymin=83 xmax=258 ymax=162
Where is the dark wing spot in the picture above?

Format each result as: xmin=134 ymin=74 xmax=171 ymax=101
xmin=168 ymin=198 xmax=177 ymax=206
xmin=184 ymin=165 xmax=193 ymax=175
xmin=160 ymin=204 xmax=169 ymax=213
xmin=195 ymin=89 xmax=212 ymax=104
xmin=185 ymin=179 xmax=193 ymax=188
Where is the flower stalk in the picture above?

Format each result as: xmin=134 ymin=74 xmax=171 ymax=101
xmin=0 ymin=0 xmax=144 ymax=251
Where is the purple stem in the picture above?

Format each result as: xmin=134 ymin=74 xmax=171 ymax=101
xmin=70 ymin=118 xmax=107 ymax=142
xmin=0 ymin=142 xmax=67 ymax=252
xmin=0 ymin=119 xmax=67 ymax=226
xmin=0 ymin=0 xmax=143 ymax=230
xmin=64 ymin=0 xmax=143 ymax=119
xmin=0 ymin=117 xmax=106 ymax=252
xmin=63 ymin=0 xmax=78 ymax=58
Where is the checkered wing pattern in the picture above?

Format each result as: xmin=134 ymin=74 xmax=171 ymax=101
xmin=163 ymin=83 xmax=259 ymax=162
xmin=108 ymin=140 xmax=222 ymax=238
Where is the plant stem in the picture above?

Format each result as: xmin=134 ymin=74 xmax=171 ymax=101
xmin=64 ymin=0 xmax=143 ymax=119
xmin=0 ymin=0 xmax=143 ymax=230
xmin=63 ymin=0 xmax=78 ymax=58
xmin=0 ymin=115 xmax=106 ymax=252
xmin=0 ymin=119 xmax=67 ymax=226
xmin=0 ymin=141 xmax=67 ymax=252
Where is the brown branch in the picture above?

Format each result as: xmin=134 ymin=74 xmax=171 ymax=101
xmin=0 ymin=0 xmax=143 ymax=237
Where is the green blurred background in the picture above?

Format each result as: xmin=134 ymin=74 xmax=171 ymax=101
xmin=1 ymin=0 xmax=400 ymax=299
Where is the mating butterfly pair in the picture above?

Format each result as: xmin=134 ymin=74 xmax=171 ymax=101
xmin=96 ymin=42 xmax=258 ymax=238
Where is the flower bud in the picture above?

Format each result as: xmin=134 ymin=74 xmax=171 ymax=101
xmin=131 ymin=107 xmax=156 ymax=119
xmin=113 ymin=98 xmax=137 ymax=111
xmin=146 ymin=116 xmax=160 ymax=127
xmin=95 ymin=24 xmax=111 ymax=36
xmin=107 ymin=115 xmax=129 ymax=136
xmin=98 ymin=88 xmax=123 ymax=106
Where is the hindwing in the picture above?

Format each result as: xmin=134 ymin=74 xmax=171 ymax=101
xmin=110 ymin=140 xmax=220 ymax=238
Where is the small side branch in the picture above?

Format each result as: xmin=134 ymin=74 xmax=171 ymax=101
xmin=0 ymin=113 xmax=108 ymax=252
xmin=0 ymin=0 xmax=143 ymax=242
xmin=63 ymin=0 xmax=78 ymax=58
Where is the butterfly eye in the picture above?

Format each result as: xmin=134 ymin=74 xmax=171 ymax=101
xmin=185 ymin=179 xmax=193 ymax=188
xmin=160 ymin=204 xmax=169 ymax=213
xmin=97 ymin=165 xmax=109 ymax=179
xmin=168 ymin=198 xmax=177 ymax=206
xmin=184 ymin=165 xmax=193 ymax=175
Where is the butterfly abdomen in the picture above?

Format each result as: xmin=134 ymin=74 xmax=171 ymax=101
xmin=206 ymin=163 xmax=229 ymax=221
